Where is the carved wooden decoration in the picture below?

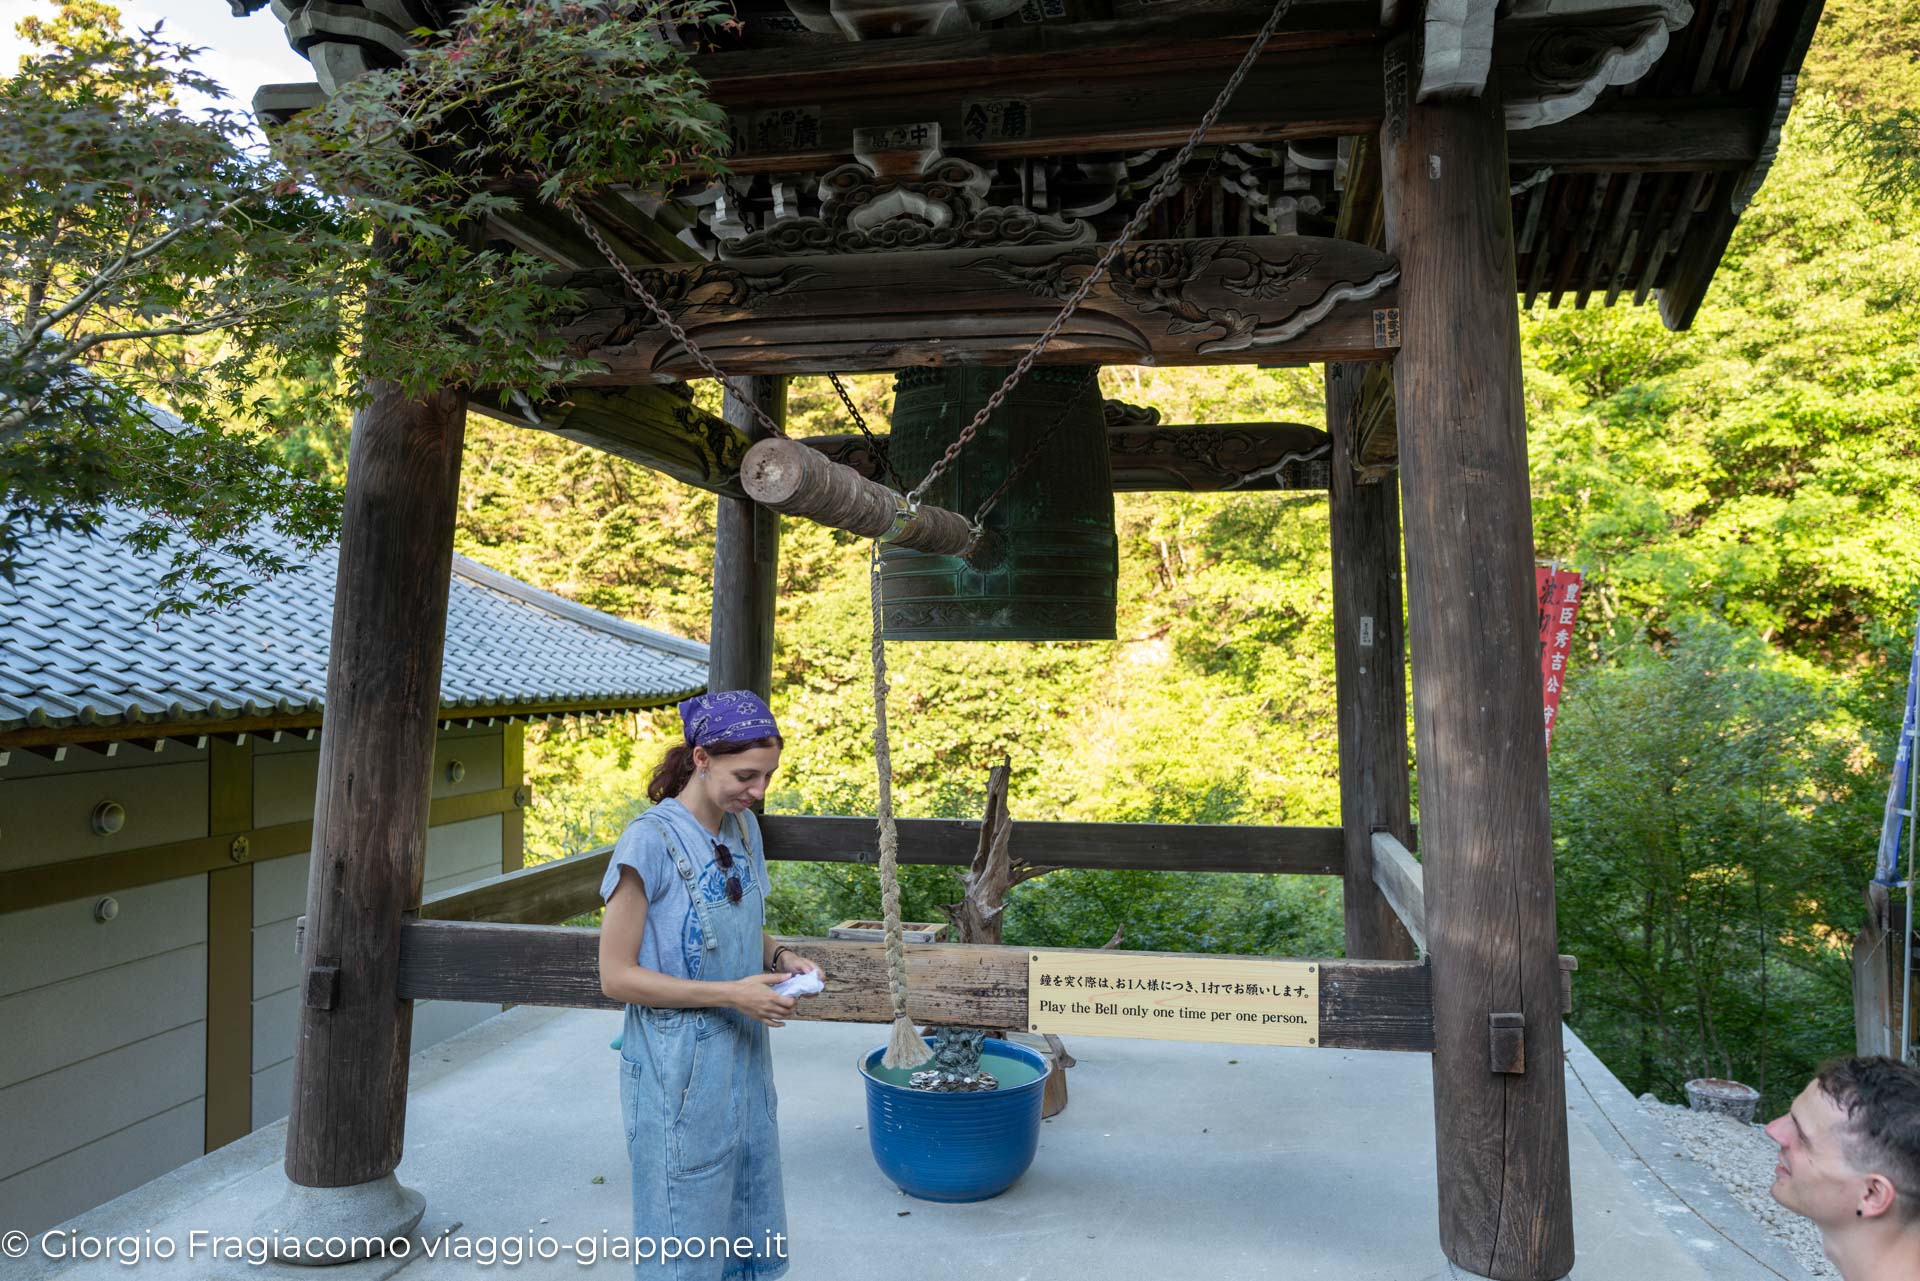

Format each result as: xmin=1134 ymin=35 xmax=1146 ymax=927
xmin=1496 ymin=12 xmax=1690 ymax=130
xmin=781 ymin=0 xmax=1025 ymax=40
xmin=1103 ymin=399 xmax=1162 ymax=429
xmin=717 ymin=123 xmax=1091 ymax=257
xmin=553 ymin=235 xmax=1399 ymax=381
xmin=1415 ymin=0 xmax=1694 ymax=132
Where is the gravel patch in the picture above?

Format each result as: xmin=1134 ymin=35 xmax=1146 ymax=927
xmin=1642 ymin=1096 xmax=1839 ymax=1279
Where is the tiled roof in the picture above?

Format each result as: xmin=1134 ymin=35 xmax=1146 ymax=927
xmin=0 ymin=506 xmax=708 ymax=735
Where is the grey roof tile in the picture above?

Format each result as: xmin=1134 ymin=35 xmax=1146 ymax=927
xmin=0 ymin=506 xmax=707 ymax=734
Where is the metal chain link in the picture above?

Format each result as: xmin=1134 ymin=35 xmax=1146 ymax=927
xmin=558 ymin=202 xmax=789 ymax=440
xmin=1177 ymin=146 xmax=1228 ymax=240
xmin=829 ymin=373 xmax=905 ymax=491
xmin=904 ymin=0 xmax=1296 ymax=508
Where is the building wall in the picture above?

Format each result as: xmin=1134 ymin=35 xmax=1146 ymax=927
xmin=0 ymin=875 xmax=210 ymax=1235
xmin=0 ymin=724 xmax=515 ymax=1234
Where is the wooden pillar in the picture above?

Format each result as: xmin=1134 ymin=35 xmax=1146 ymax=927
xmin=1379 ymin=52 xmax=1575 ymax=1281
xmin=1326 ymin=363 xmax=1417 ymax=963
xmin=502 ymin=722 xmax=526 ymax=874
xmin=284 ymin=379 xmax=466 ymax=1191
xmin=710 ymin=376 xmax=786 ymax=700
xmin=205 ymin=736 xmax=254 ymax=1150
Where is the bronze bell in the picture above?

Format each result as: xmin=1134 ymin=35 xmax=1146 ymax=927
xmin=880 ymin=365 xmax=1117 ymax=641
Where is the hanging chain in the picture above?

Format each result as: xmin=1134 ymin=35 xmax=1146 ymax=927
xmin=558 ymin=203 xmax=789 ymax=441
xmin=904 ymin=0 xmax=1295 ymax=509
xmin=969 ymin=368 xmax=1105 ymax=527
xmin=1176 ymin=145 xmax=1228 ymax=240
xmin=556 ymin=0 xmax=1294 ymax=494
xmin=829 ymin=373 xmax=906 ymax=491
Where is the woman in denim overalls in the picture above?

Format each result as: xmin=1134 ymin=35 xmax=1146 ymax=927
xmin=598 ymin=691 xmax=820 ymax=1281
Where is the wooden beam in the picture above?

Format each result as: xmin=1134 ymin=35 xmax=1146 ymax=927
xmin=421 ymin=814 xmax=1346 ymax=929
xmin=711 ymin=377 xmax=784 ymax=699
xmin=480 ymin=382 xmax=1335 ymax=496
xmin=423 ymin=845 xmax=610 ymax=926
xmin=760 ymin=814 xmax=1344 ymax=876
xmin=468 ymin=383 xmax=748 ymax=496
xmin=1505 ymin=104 xmax=1758 ymax=173
xmin=1381 ymin=44 xmax=1573 ymax=1280
xmin=1350 ymin=362 xmax=1398 ymax=476
xmin=397 ymin=922 xmax=1436 ymax=1053
xmin=696 ymin=14 xmax=1385 ymax=173
xmin=1369 ymin=831 xmax=1427 ymax=954
xmin=0 ymin=699 xmax=684 ymax=751
xmin=284 ymin=374 xmax=467 ymax=1190
xmin=1329 ymin=363 xmax=1417 ymax=962
xmin=695 ymin=3 xmax=1746 ymax=178
xmin=552 ymin=235 xmax=1400 ymax=382
xmin=0 ymin=788 xmax=524 ymax=916
xmin=812 ymin=422 xmax=1333 ymax=493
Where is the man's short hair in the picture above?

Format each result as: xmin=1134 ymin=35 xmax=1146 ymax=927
xmin=1814 ymin=1055 xmax=1920 ymax=1222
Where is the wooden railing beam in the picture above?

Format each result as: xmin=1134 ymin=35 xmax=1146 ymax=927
xmin=396 ymin=922 xmax=1436 ymax=1053
xmin=420 ymin=817 xmax=1348 ymax=929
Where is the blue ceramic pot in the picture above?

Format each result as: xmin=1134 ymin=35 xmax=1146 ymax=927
xmin=859 ymin=1037 xmax=1050 ymax=1202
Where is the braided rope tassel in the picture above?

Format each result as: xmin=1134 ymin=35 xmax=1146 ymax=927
xmin=870 ymin=547 xmax=931 ymax=1068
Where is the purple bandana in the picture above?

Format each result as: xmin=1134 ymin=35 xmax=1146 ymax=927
xmin=680 ymin=690 xmax=780 ymax=748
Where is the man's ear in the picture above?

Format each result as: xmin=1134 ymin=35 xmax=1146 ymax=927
xmin=1859 ymin=1172 xmax=1901 ymax=1221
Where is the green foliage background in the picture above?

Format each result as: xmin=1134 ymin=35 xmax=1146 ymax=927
xmin=288 ymin=0 xmax=1911 ymax=1113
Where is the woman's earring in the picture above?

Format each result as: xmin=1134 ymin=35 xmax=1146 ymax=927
xmin=700 ymin=769 xmax=708 ymax=778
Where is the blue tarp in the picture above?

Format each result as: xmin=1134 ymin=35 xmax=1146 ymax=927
xmin=1873 ymin=608 xmax=1920 ymax=889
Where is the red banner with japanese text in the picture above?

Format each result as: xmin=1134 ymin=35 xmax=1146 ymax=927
xmin=1536 ymin=566 xmax=1584 ymax=752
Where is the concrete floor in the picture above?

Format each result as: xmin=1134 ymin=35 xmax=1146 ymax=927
xmin=17 ymin=1006 xmax=1816 ymax=1281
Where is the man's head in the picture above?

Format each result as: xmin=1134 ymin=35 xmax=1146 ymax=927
xmin=1765 ymin=1056 xmax=1920 ymax=1230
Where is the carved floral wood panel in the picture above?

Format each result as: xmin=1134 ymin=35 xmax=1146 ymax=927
xmin=552 ymin=235 xmax=1400 ymax=380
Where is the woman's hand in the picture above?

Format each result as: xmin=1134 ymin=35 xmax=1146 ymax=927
xmin=776 ymin=951 xmax=822 ymax=978
xmin=729 ymin=973 xmax=798 ymax=1027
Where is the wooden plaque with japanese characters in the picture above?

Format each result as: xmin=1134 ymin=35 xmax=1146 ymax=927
xmin=1026 ymin=951 xmax=1321 ymax=1046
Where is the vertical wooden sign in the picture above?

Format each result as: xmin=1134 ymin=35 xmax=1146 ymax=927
xmin=1536 ymin=565 xmax=1584 ymax=751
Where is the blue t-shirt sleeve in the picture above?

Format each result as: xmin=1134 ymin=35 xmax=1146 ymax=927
xmin=600 ymin=817 xmax=673 ymax=906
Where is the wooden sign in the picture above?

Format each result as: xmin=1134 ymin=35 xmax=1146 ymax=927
xmin=1535 ymin=565 xmax=1584 ymax=751
xmin=1027 ymin=950 xmax=1321 ymax=1046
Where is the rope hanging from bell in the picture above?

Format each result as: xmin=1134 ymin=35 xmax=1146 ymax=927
xmin=869 ymin=546 xmax=933 ymax=1068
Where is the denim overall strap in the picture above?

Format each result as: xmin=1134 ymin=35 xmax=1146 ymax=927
xmin=638 ymin=811 xmax=719 ymax=954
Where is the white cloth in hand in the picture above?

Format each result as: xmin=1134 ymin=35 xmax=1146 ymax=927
xmin=772 ymin=969 xmax=824 ymax=998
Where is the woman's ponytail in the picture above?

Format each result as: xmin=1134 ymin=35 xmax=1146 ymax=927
xmin=647 ymin=734 xmax=784 ymax=803
xmin=648 ymin=742 xmax=698 ymax=802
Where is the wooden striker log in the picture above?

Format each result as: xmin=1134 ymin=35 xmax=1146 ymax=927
xmin=739 ymin=437 xmax=976 ymax=556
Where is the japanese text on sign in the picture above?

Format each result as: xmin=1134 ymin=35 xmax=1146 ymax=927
xmin=1536 ymin=565 xmax=1585 ymax=751
xmin=1028 ymin=951 xmax=1320 ymax=1047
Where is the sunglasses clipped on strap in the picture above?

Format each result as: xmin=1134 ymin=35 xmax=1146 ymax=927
xmin=712 ymin=841 xmax=744 ymax=904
